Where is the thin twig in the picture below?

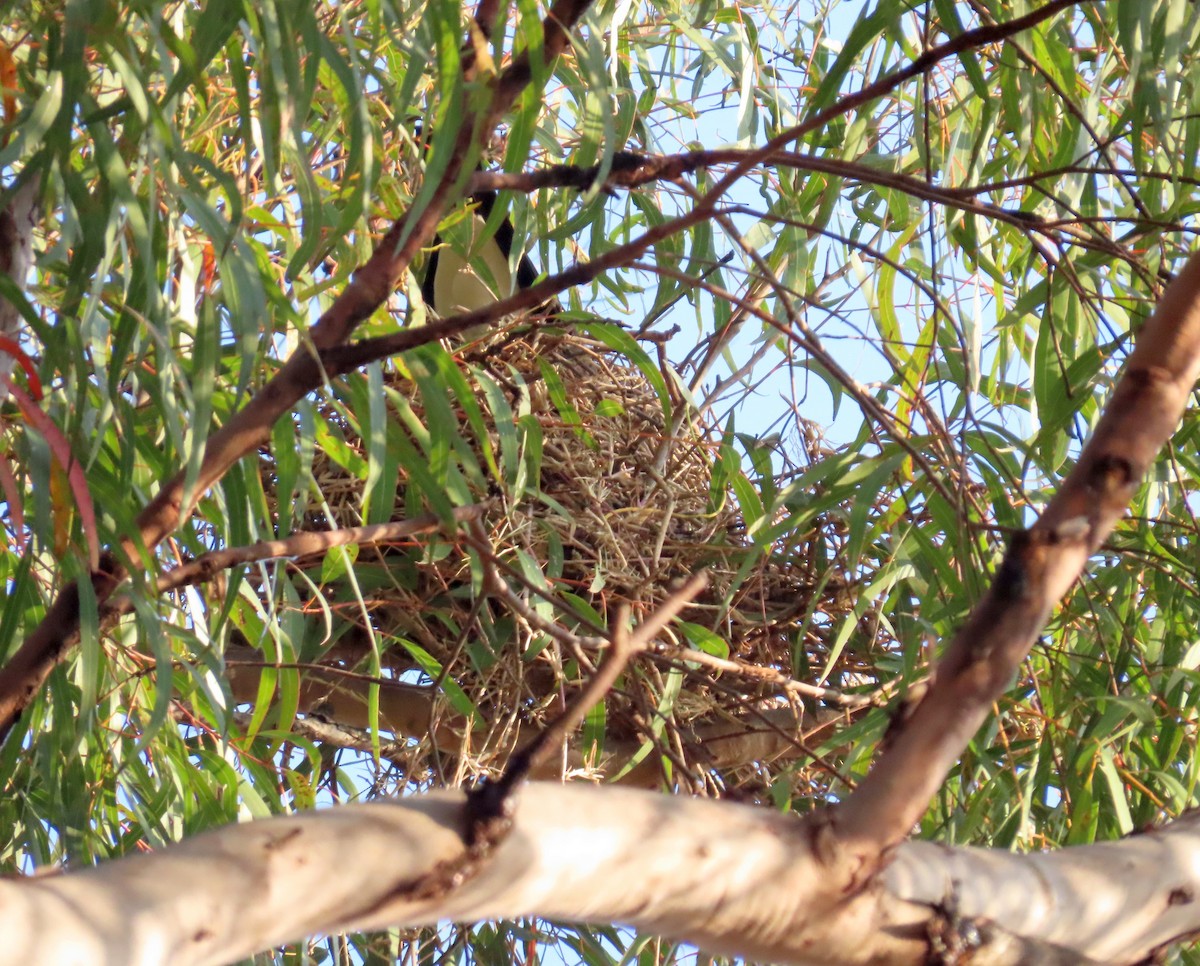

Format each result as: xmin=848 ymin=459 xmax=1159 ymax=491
xmin=497 ymin=573 xmax=708 ymax=789
xmin=656 ymin=642 xmax=876 ymax=710
xmin=105 ymin=506 xmax=485 ymax=619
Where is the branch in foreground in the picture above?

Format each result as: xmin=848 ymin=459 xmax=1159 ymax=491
xmin=5 ymin=783 xmax=1196 ymax=966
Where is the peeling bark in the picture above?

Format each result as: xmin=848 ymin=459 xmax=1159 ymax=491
xmin=4 ymin=785 xmax=1196 ymax=966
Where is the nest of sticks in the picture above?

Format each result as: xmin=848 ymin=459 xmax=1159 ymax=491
xmin=274 ymin=324 xmax=875 ymax=794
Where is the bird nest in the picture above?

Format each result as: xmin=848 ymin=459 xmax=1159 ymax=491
xmin=273 ymin=325 xmax=873 ymax=792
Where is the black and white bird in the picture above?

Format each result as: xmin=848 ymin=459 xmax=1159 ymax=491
xmin=422 ymin=190 xmax=546 ymax=321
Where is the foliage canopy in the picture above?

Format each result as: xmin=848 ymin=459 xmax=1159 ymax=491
xmin=2 ymin=0 xmax=1200 ymax=961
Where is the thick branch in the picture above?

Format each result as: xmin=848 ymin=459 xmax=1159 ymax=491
xmin=4 ymin=784 xmax=1197 ymax=966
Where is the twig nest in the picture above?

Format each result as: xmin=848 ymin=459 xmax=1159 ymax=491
xmin=283 ymin=326 xmax=862 ymax=789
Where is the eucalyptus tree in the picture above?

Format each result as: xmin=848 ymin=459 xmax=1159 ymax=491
xmin=1 ymin=0 xmax=1200 ymax=963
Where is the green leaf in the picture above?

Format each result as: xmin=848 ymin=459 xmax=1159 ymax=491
xmin=677 ymin=622 xmax=729 ymax=659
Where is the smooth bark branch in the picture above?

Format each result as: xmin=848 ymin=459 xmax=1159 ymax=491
xmin=0 ymin=0 xmax=595 ymax=740
xmin=889 ymin=813 xmax=1200 ymax=964
xmin=839 ymin=251 xmax=1200 ymax=851
xmin=4 ymin=784 xmax=1197 ymax=966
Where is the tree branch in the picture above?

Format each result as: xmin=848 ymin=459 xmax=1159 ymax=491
xmin=0 ymin=0 xmax=596 ymax=741
xmin=104 ymin=506 xmax=485 ymax=618
xmin=838 ymin=250 xmax=1200 ymax=852
xmin=5 ymin=783 xmax=1196 ymax=965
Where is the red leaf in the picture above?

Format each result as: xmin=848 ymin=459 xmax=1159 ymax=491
xmin=0 ymin=335 xmax=42 ymax=399
xmin=2 ymin=375 xmax=100 ymax=569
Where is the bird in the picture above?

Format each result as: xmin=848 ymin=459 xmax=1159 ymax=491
xmin=421 ymin=188 xmax=545 ymax=322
